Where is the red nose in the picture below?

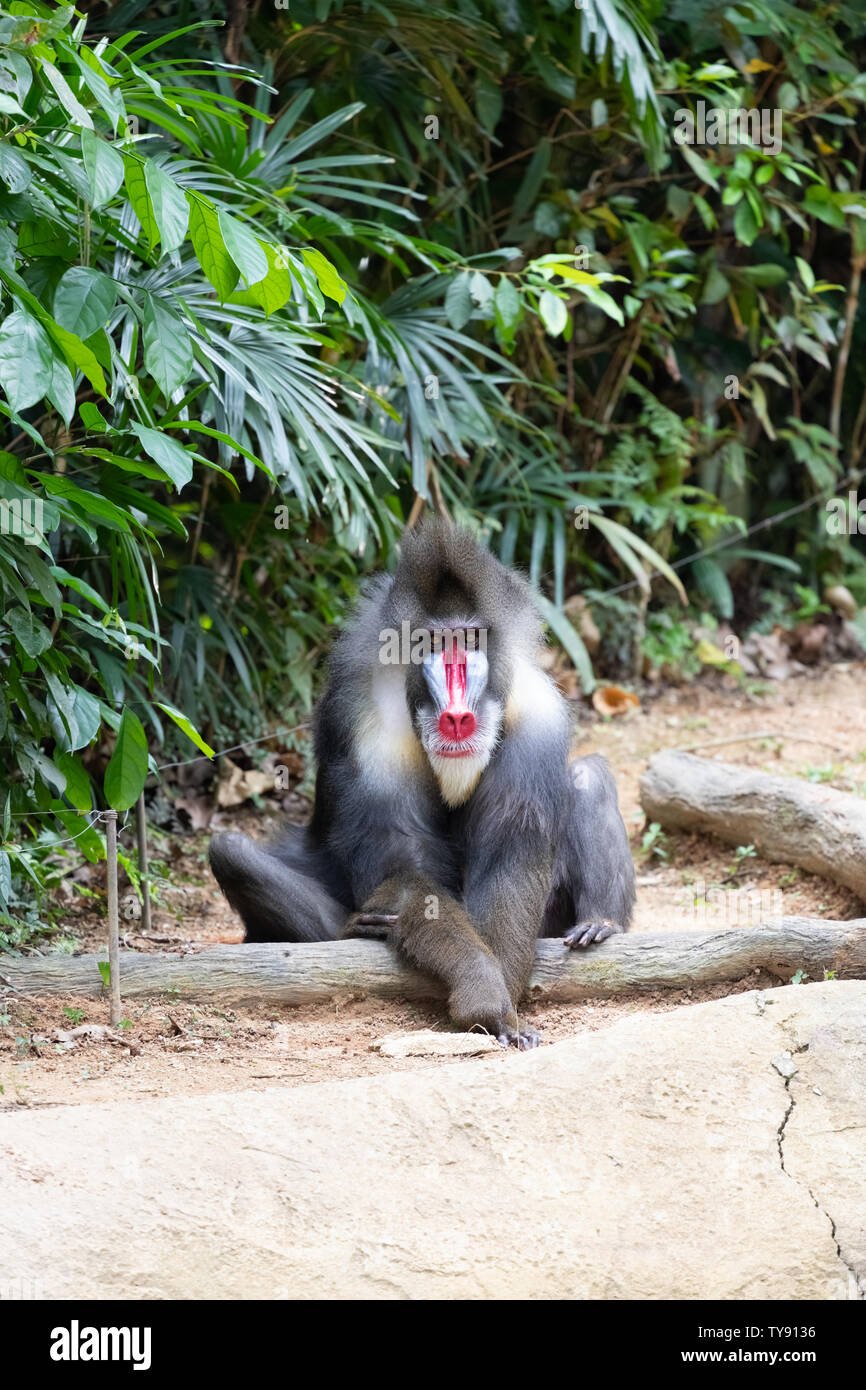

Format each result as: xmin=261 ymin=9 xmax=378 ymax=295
xmin=438 ymin=710 xmax=476 ymax=742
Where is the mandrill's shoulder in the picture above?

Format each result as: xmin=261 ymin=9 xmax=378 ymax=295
xmin=503 ymin=651 xmax=570 ymax=741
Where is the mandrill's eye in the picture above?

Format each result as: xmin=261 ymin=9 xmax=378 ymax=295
xmin=426 ymin=626 xmax=483 ymax=662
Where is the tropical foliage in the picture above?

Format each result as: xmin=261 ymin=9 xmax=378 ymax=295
xmin=1 ymin=0 xmax=865 ymax=934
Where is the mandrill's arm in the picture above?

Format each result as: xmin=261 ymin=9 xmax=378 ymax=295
xmin=343 ymin=871 xmax=518 ymax=1041
xmin=461 ymin=704 xmax=571 ymax=1011
xmin=321 ymin=745 xmax=518 ymax=1038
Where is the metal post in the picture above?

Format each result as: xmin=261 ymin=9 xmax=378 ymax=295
xmin=135 ymin=792 xmax=152 ymax=934
xmin=104 ymin=810 xmax=121 ymax=1026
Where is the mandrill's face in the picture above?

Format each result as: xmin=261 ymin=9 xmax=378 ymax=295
xmin=415 ymin=627 xmax=502 ymax=806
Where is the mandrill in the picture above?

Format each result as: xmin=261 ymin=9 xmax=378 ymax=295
xmin=210 ymin=521 xmax=635 ymax=1047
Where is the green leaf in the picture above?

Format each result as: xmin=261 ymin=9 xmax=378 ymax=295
xmin=50 ymin=564 xmax=109 ymax=614
xmin=71 ymin=45 xmax=124 ymax=128
xmin=40 ymin=59 xmax=93 ymax=130
xmin=701 ymin=265 xmax=730 ymax=305
xmin=733 ymin=199 xmax=759 ymax=246
xmin=156 ymin=702 xmax=216 ymax=758
xmin=227 ymin=242 xmax=292 ymax=316
xmin=580 ymin=284 xmax=624 ymax=326
xmin=104 ymin=707 xmax=149 ymax=811
xmin=680 ymin=144 xmax=720 ymax=192
xmin=46 ymin=354 xmax=76 ymax=426
xmin=40 ymin=474 xmax=133 ymax=531
xmin=592 ymin=515 xmax=688 ymax=604
xmin=79 ymin=402 xmax=110 ymax=431
xmin=538 ymin=289 xmax=568 ymax=337
xmin=534 ymin=591 xmax=595 ymax=694
xmin=444 ymin=272 xmax=473 ymax=331
xmin=55 ymin=752 xmax=93 ymax=811
xmin=0 ymin=849 xmax=10 ymax=911
xmin=142 ymin=293 xmax=193 ymax=397
xmin=144 ymin=161 xmax=189 ymax=252
xmin=0 ymin=141 xmax=31 ymax=193
xmin=124 ymin=156 xmax=158 ymax=246
xmin=507 ymin=137 xmax=551 ymax=234
xmin=47 ymin=680 xmax=102 ymax=753
xmin=218 ymin=209 xmax=268 ymax=287
xmin=469 ymin=270 xmax=493 ymax=310
xmin=300 ymin=247 xmax=347 ymax=305
xmin=53 ymin=266 xmax=116 ymax=341
xmin=0 ymin=94 xmax=25 ymax=119
xmin=188 ymin=196 xmax=237 ymax=300
xmin=475 ymin=72 xmax=503 ymax=136
xmin=128 ymin=421 xmax=194 ymax=491
xmin=44 ymin=320 xmax=108 ymax=398
xmin=68 ymin=686 xmax=102 ymax=751
xmin=80 ymin=129 xmax=124 ymax=209
xmin=494 ymin=276 xmax=521 ymax=348
xmin=796 ymin=256 xmax=815 ymax=291
xmin=0 ymin=309 xmax=53 ymax=413
xmin=7 ymin=607 xmax=52 ymax=657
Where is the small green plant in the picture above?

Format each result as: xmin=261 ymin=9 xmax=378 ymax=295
xmin=118 ymin=1018 xmax=133 ymax=1031
xmin=779 ymin=869 xmax=800 ymax=887
xmin=642 ymin=611 xmax=702 ymax=679
xmin=791 ymin=969 xmax=809 ymax=985
xmin=824 ymin=970 xmax=837 ymax=981
xmin=792 ymin=585 xmax=831 ymax=622
xmin=802 ymin=763 xmax=843 ymax=785
xmin=62 ymin=1007 xmax=85 ymax=1026
xmin=641 ymin=821 xmax=670 ymax=862
xmin=726 ymin=844 xmax=757 ymax=879
xmin=97 ymin=961 xmax=110 ymax=990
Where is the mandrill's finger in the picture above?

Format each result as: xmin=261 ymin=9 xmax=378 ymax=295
xmin=563 ymin=919 xmax=618 ymax=948
xmin=342 ymin=911 xmax=399 ymax=940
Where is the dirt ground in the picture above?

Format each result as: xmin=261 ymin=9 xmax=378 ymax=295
xmin=2 ymin=663 xmax=864 ymax=1110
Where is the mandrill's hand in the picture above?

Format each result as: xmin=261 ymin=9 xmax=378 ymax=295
xmin=341 ymin=909 xmax=399 ymax=940
xmin=563 ymin=918 xmax=624 ymax=948
xmin=341 ymin=902 xmax=399 ymax=941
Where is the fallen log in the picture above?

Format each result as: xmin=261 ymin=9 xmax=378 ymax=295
xmin=640 ymin=750 xmax=866 ymax=900
xmin=3 ymin=919 xmax=866 ymax=1005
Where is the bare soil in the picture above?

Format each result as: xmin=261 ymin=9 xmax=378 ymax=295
xmin=2 ymin=663 xmax=864 ymax=1110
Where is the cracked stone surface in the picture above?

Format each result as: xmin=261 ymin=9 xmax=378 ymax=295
xmin=1 ymin=981 xmax=864 ymax=1299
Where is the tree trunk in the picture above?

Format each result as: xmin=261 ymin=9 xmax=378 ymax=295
xmin=3 ymin=919 xmax=865 ymax=1006
xmin=640 ymin=750 xmax=866 ymax=899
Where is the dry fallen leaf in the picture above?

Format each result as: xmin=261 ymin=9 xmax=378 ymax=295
xmin=592 ymin=685 xmax=640 ymax=717
xmin=175 ymin=795 xmax=214 ymax=831
xmin=216 ymin=756 xmax=273 ymax=808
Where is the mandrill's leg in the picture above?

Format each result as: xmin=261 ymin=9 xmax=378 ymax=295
xmin=543 ymin=754 xmax=636 ymax=949
xmin=209 ymin=832 xmax=347 ymax=943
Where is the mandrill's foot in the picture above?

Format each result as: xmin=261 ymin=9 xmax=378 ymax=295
xmin=495 ymin=1024 xmax=542 ymax=1051
xmin=564 ymin=918 xmax=623 ymax=948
